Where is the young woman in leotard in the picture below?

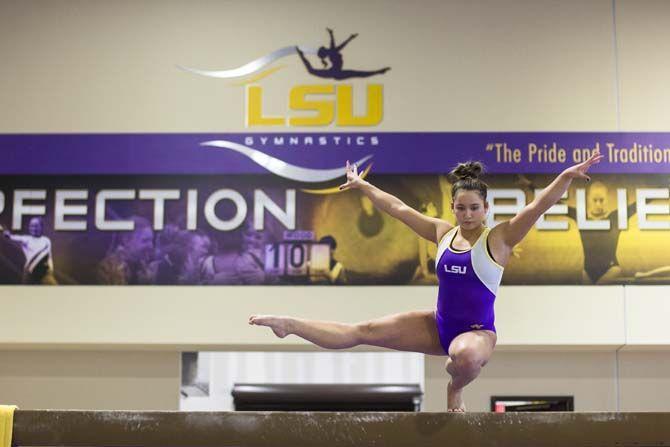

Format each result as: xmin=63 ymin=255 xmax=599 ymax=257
xmin=250 ymin=152 xmax=602 ymax=411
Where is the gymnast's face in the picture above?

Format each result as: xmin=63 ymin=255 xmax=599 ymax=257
xmin=451 ymin=190 xmax=488 ymax=230
xmin=28 ymin=218 xmax=43 ymax=237
xmin=242 ymin=229 xmax=264 ymax=252
xmin=588 ymin=183 xmax=608 ymax=219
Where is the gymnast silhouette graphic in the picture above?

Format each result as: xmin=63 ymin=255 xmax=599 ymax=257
xmin=295 ymin=28 xmax=390 ymax=80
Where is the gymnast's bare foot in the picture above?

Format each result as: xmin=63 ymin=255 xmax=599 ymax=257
xmin=248 ymin=315 xmax=292 ymax=338
xmin=447 ymin=381 xmax=466 ymax=412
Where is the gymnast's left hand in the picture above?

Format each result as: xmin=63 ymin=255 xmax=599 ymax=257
xmin=561 ymin=151 xmax=604 ymax=181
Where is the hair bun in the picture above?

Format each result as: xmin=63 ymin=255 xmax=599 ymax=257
xmin=449 ymin=161 xmax=484 ymax=182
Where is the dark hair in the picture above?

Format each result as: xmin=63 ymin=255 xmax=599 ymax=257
xmin=319 ymin=235 xmax=337 ymax=250
xmin=448 ymin=161 xmax=488 ymax=202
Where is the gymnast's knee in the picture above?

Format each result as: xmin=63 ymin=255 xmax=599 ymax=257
xmin=449 ymin=346 xmax=486 ymax=373
xmin=354 ymin=320 xmax=377 ymax=345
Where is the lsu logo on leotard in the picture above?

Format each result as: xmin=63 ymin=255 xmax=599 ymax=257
xmin=444 ymin=265 xmax=467 ymax=274
xmin=470 ymin=324 xmax=484 ymax=330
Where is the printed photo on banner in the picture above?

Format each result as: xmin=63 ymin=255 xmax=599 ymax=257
xmin=0 ymin=173 xmax=668 ymax=286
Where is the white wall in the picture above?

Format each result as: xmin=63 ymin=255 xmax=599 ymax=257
xmin=0 ymin=351 xmax=179 ymax=410
xmin=0 ymin=285 xmax=627 ymax=350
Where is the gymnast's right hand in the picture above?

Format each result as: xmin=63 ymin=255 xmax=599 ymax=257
xmin=338 ymin=160 xmax=365 ymax=191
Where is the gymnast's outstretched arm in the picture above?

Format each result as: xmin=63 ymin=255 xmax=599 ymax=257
xmin=326 ymin=27 xmax=335 ymax=48
xmin=492 ymin=151 xmax=603 ymax=249
xmin=2 ymin=228 xmax=27 ymax=246
xmin=336 ymin=33 xmax=358 ymax=51
xmin=635 ymin=265 xmax=670 ymax=279
xmin=339 ymin=160 xmax=451 ymax=243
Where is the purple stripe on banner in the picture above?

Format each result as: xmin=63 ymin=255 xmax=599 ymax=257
xmin=1 ymin=132 xmax=670 ymax=175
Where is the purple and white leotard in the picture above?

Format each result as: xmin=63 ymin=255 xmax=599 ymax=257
xmin=434 ymin=226 xmax=504 ymax=354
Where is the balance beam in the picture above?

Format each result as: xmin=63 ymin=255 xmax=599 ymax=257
xmin=12 ymin=410 xmax=670 ymax=446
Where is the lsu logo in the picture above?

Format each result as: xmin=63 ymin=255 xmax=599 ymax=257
xmin=246 ymin=84 xmax=383 ymax=127
xmin=180 ymin=29 xmax=390 ymax=128
xmin=444 ymin=265 xmax=467 ymax=275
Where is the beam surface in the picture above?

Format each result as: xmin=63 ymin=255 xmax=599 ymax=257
xmin=12 ymin=410 xmax=670 ymax=447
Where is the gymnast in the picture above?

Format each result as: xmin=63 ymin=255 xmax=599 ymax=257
xmin=295 ymin=28 xmax=390 ymax=80
xmin=250 ymin=152 xmax=602 ymax=412
xmin=2 ymin=217 xmax=57 ymax=285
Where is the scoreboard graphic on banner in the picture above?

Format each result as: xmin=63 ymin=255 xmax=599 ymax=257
xmin=264 ymin=231 xmax=330 ymax=278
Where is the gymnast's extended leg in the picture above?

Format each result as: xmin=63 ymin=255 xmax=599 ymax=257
xmin=249 ymin=311 xmax=445 ymax=355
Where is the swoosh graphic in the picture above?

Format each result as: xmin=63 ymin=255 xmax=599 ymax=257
xmin=301 ymin=163 xmax=373 ymax=195
xmin=233 ymin=65 xmax=285 ymax=86
xmin=200 ymin=140 xmax=373 ymax=183
xmin=178 ymin=45 xmax=318 ymax=79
